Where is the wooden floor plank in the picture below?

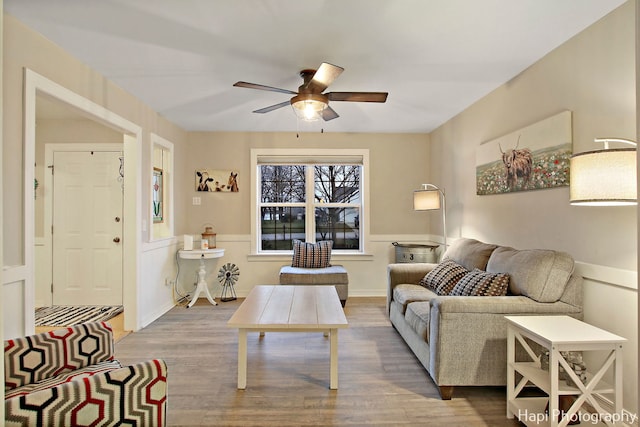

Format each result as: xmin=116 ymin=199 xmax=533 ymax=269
xmin=114 ymin=297 xmax=522 ymax=426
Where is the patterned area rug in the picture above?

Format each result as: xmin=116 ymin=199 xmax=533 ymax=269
xmin=35 ymin=305 xmax=123 ymax=327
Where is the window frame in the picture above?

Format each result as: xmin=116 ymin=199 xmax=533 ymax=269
xmin=149 ymin=133 xmax=174 ymax=242
xmin=251 ymin=148 xmax=370 ymax=256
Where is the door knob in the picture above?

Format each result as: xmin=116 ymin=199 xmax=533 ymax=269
xmin=113 ymin=237 xmax=121 ymax=243
xmin=115 ymin=217 xmax=121 ymax=222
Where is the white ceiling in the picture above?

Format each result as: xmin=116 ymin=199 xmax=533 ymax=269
xmin=6 ymin=0 xmax=628 ymax=133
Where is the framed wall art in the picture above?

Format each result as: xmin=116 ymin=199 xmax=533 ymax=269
xmin=195 ymin=169 xmax=239 ymax=192
xmin=476 ymin=110 xmax=572 ymax=195
xmin=152 ymin=167 xmax=163 ymax=223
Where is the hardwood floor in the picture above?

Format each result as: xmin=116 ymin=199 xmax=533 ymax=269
xmin=115 ymin=297 xmax=522 ymax=427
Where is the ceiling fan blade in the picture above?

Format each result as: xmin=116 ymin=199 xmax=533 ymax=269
xmin=308 ymin=63 xmax=344 ymax=91
xmin=327 ymin=92 xmax=388 ymax=103
xmin=321 ymin=106 xmax=339 ymax=121
xmin=233 ymin=81 xmax=297 ymax=95
xmin=253 ymin=100 xmax=291 ymax=114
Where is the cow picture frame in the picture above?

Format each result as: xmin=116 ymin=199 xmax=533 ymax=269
xmin=475 ymin=110 xmax=572 ymax=195
xmin=195 ymin=169 xmax=239 ymax=192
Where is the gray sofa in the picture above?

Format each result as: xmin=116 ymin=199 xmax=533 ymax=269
xmin=387 ymin=238 xmax=583 ymax=399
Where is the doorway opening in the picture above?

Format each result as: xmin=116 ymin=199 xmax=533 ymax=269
xmin=25 ymin=69 xmax=142 ymax=333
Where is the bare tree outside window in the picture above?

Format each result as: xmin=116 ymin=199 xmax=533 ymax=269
xmin=259 ymin=164 xmax=361 ymax=251
xmin=314 ymin=166 xmax=360 ymax=249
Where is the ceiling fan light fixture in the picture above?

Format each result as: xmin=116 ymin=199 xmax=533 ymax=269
xmin=291 ymin=93 xmax=328 ymax=122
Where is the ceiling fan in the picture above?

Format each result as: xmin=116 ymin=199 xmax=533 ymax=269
xmin=233 ymin=62 xmax=388 ymax=122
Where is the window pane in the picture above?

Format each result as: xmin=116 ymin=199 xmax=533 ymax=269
xmin=314 ymin=165 xmax=360 ymax=204
xmin=315 ymin=207 xmax=360 ymax=250
xmin=260 ymin=206 xmax=305 ymax=250
xmin=260 ymin=165 xmax=306 ymax=203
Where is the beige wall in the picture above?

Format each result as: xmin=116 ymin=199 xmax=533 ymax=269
xmin=3 ymin=13 xmax=188 ymax=266
xmin=430 ymin=1 xmax=636 ymax=271
xmin=185 ymin=131 xmax=430 ymax=237
xmin=3 ymin=13 xmax=188 ymax=335
xmin=1 ymin=0 xmax=5 ymax=416
xmin=429 ymin=1 xmax=637 ymax=412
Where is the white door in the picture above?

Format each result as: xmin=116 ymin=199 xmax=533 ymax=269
xmin=52 ymin=151 xmax=123 ymax=306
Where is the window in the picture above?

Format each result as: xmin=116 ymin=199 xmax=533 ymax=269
xmin=150 ymin=134 xmax=174 ymax=240
xmin=252 ymin=149 xmax=369 ymax=254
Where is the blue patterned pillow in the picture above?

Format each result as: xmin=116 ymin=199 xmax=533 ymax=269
xmin=419 ymin=260 xmax=469 ymax=295
xmin=291 ymin=240 xmax=333 ymax=268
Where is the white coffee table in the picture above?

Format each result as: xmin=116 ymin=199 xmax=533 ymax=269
xmin=227 ymin=285 xmax=348 ymax=389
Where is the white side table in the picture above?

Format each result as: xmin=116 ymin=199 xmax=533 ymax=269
xmin=178 ymin=248 xmax=225 ymax=308
xmin=505 ymin=315 xmax=627 ymax=427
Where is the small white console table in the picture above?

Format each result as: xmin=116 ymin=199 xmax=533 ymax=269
xmin=506 ymin=315 xmax=627 ymax=427
xmin=178 ymin=248 xmax=225 ymax=308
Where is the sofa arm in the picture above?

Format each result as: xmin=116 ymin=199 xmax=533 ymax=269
xmin=427 ymin=296 xmax=582 ymax=387
xmin=5 ymin=359 xmax=168 ymax=427
xmin=387 ymin=263 xmax=436 ymax=313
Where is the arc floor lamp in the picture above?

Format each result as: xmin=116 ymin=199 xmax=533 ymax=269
xmin=413 ymin=184 xmax=447 ymax=254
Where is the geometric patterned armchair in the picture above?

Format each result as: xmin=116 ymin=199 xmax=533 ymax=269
xmin=4 ymin=321 xmax=167 ymax=426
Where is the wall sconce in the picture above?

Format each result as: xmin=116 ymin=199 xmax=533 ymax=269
xmin=570 ymin=138 xmax=637 ymax=206
xmin=413 ymin=184 xmax=447 ymax=253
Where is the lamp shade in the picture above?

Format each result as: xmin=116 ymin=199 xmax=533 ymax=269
xmin=413 ymin=189 xmax=441 ymax=211
xmin=570 ymin=148 xmax=637 ymax=206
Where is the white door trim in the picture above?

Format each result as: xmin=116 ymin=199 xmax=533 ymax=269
xmin=24 ymin=68 xmax=142 ymax=333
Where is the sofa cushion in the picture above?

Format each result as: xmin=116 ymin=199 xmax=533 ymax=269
xmin=291 ymin=240 xmax=332 ymax=268
xmin=279 ymin=265 xmax=348 ymax=285
xmin=449 ymin=268 xmax=510 ymax=296
xmin=442 ymin=238 xmax=497 ymax=271
xmin=4 ymin=321 xmax=115 ymax=391
xmin=4 ymin=359 xmax=122 ymax=399
xmin=418 ymin=260 xmax=469 ymax=295
xmin=405 ymin=302 xmax=431 ymax=343
xmin=393 ymin=284 xmax=435 ymax=314
xmin=486 ymin=246 xmax=574 ymax=303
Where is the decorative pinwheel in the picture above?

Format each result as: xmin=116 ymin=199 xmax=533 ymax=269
xmin=217 ymin=263 xmax=239 ymax=301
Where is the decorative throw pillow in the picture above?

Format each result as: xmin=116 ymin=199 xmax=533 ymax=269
xmin=418 ymin=260 xmax=469 ymax=295
xmin=291 ymin=240 xmax=333 ymax=268
xmin=449 ymin=268 xmax=510 ymax=296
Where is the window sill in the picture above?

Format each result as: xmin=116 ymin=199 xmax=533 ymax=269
xmin=247 ymin=253 xmax=374 ymax=262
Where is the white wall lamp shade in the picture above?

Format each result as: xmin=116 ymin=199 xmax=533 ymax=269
xmin=570 ymin=148 xmax=637 ymax=206
xmin=413 ymin=184 xmax=447 ymax=256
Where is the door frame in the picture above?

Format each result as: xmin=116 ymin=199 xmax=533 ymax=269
xmin=43 ymin=143 xmax=124 ymax=307
xmin=24 ymin=69 xmax=142 ymax=332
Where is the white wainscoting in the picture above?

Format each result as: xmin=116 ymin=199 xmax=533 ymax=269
xmin=2 ymin=266 xmax=27 ymax=340
xmin=140 ymin=238 xmax=181 ymax=328
xmin=575 ymin=262 xmax=638 ymax=417
xmin=34 ymin=237 xmax=50 ymax=308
